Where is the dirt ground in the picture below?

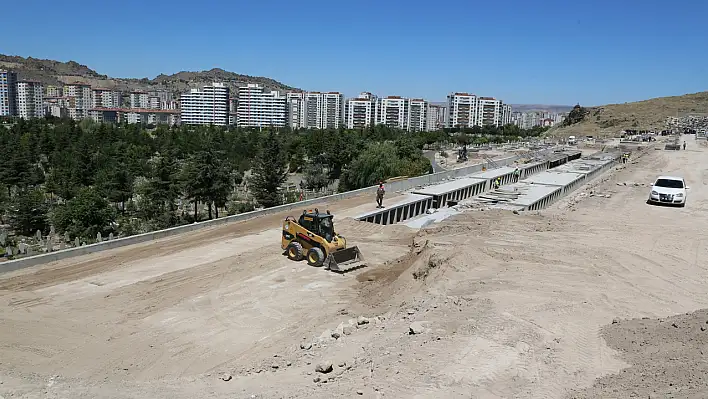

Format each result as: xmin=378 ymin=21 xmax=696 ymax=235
xmin=1 ymin=137 xmax=707 ymax=398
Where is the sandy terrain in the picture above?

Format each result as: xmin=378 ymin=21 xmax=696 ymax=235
xmin=1 ymin=136 xmax=707 ymax=398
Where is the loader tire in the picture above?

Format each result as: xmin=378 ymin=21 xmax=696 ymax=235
xmin=306 ymin=247 xmax=325 ymax=267
xmin=286 ymin=242 xmax=304 ymax=261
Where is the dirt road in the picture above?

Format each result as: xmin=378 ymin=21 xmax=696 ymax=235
xmin=1 ymin=137 xmax=706 ymax=398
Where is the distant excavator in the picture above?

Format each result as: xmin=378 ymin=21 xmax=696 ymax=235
xmin=281 ymin=208 xmax=365 ymax=273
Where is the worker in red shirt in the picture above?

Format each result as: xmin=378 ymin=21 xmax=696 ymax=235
xmin=376 ymin=181 xmax=385 ymax=208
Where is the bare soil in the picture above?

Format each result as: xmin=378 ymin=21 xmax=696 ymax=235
xmin=1 ymin=137 xmax=707 ymax=398
xmin=570 ymin=310 xmax=708 ymax=399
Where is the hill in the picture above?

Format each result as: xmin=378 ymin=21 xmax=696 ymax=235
xmin=509 ymin=104 xmax=573 ymax=113
xmin=0 ymin=54 xmax=296 ymax=95
xmin=549 ymin=91 xmax=708 ymax=138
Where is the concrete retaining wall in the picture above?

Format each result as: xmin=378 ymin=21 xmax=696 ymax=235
xmin=0 ymin=147 xmax=558 ymax=273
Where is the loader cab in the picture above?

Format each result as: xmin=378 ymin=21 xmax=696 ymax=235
xmin=299 ymin=210 xmax=334 ymax=242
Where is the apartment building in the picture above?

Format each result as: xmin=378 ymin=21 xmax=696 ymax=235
xmin=287 ymin=91 xmax=316 ymax=129
xmin=129 ymin=91 xmax=149 ymax=109
xmin=287 ymin=91 xmax=344 ymax=129
xmin=91 ymin=88 xmax=122 ymax=108
xmin=237 ymin=84 xmax=287 ymax=127
xmin=345 ymin=92 xmax=376 ymax=129
xmin=502 ymin=104 xmax=512 ymax=126
xmin=148 ymin=96 xmax=160 ymax=109
xmin=447 ymin=93 xmax=511 ymax=128
xmin=64 ymin=83 xmax=92 ymax=120
xmin=407 ymin=99 xmax=429 ymax=132
xmin=320 ymin=92 xmax=344 ymax=129
xmin=16 ymin=80 xmax=45 ymax=119
xmin=45 ymin=85 xmax=62 ymax=98
xmin=89 ymin=108 xmax=180 ymax=125
xmin=476 ymin=97 xmax=503 ymax=126
xmin=428 ymin=104 xmax=446 ymax=131
xmin=375 ymin=96 xmax=409 ymax=129
xmin=446 ymin=92 xmax=477 ymax=128
xmin=0 ymin=70 xmax=18 ymax=117
xmin=180 ymin=82 xmax=230 ymax=126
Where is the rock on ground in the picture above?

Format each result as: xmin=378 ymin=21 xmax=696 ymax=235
xmin=315 ymin=361 xmax=333 ymax=374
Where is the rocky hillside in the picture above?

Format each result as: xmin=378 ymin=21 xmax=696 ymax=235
xmin=549 ymin=91 xmax=708 ymax=138
xmin=0 ymin=54 xmax=296 ymax=95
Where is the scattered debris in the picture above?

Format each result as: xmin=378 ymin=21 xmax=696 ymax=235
xmin=300 ymin=342 xmax=312 ymax=350
xmin=357 ymin=316 xmax=370 ymax=326
xmin=315 ymin=361 xmax=333 ymax=374
xmin=221 ymin=373 xmax=232 ymax=382
xmin=409 ymin=321 xmax=429 ymax=335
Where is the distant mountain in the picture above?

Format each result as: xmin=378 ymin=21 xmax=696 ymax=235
xmin=0 ymin=54 xmax=297 ymax=95
xmin=509 ymin=104 xmax=573 ymax=113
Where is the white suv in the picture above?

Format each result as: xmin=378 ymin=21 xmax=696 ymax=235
xmin=648 ymin=176 xmax=689 ymax=207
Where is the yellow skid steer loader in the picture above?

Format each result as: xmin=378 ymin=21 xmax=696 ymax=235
xmin=281 ymin=209 xmax=365 ymax=273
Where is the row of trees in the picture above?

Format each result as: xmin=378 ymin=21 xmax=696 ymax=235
xmin=0 ymin=116 xmax=545 ymax=243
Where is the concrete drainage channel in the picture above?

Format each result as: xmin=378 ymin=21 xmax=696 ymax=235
xmin=355 ymin=150 xmax=589 ymax=225
xmin=477 ymin=152 xmax=620 ymax=211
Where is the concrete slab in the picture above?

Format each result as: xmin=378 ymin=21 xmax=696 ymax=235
xmin=506 ymin=183 xmax=562 ymax=206
xmin=468 ymin=166 xmax=517 ymax=180
xmin=524 ymin=171 xmax=585 ymax=187
xmin=354 ymin=194 xmax=432 ymax=219
xmin=552 ymin=159 xmax=608 ymax=175
xmin=411 ymin=176 xmax=487 ymax=196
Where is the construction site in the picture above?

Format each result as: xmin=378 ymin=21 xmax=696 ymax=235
xmin=1 ymin=135 xmax=707 ymax=398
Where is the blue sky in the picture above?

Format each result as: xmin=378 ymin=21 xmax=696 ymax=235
xmin=1 ymin=0 xmax=706 ymax=105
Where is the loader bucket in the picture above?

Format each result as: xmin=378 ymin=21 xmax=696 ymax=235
xmin=325 ymin=246 xmax=365 ymax=273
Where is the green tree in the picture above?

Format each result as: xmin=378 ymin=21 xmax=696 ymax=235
xmin=303 ymin=164 xmax=329 ymax=191
xmin=7 ymin=188 xmax=49 ymax=236
xmin=137 ymin=153 xmax=181 ymax=228
xmin=250 ymin=131 xmax=288 ymax=208
xmin=51 ymin=187 xmax=116 ymax=241
xmin=181 ymin=150 xmax=233 ymax=220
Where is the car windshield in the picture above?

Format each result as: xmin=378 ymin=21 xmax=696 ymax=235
xmin=654 ymin=179 xmax=684 ymax=189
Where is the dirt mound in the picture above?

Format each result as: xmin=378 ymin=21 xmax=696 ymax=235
xmin=355 ymin=238 xmax=459 ymax=309
xmin=570 ymin=309 xmax=708 ymax=398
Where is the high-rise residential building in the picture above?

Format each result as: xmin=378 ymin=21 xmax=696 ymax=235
xmin=320 ymin=92 xmax=344 ymax=129
xmin=237 ymin=84 xmax=287 ymax=127
xmin=375 ymin=96 xmax=409 ymax=129
xmin=287 ymin=91 xmax=317 ymax=129
xmin=287 ymin=91 xmax=344 ymax=129
xmin=92 ymin=88 xmax=122 ymax=108
xmin=130 ymin=91 xmax=149 ymax=109
xmin=446 ymin=93 xmax=510 ymax=128
xmin=446 ymin=92 xmax=477 ymax=128
xmin=64 ymin=83 xmax=92 ymax=120
xmin=16 ymin=80 xmax=45 ymax=119
xmin=45 ymin=85 xmax=62 ymax=98
xmin=502 ymin=104 xmax=512 ymax=126
xmin=148 ymin=96 xmax=160 ymax=109
xmin=180 ymin=82 xmax=229 ymax=126
xmin=0 ymin=70 xmax=18 ymax=117
xmin=476 ymin=97 xmax=503 ymax=126
xmin=428 ymin=104 xmax=446 ymax=131
xmin=345 ymin=92 xmax=376 ymax=129
xmin=407 ymin=99 xmax=429 ymax=132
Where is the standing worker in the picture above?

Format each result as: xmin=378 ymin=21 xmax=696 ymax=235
xmin=494 ymin=177 xmax=501 ymax=189
xmin=376 ymin=181 xmax=385 ymax=208
xmin=513 ymin=167 xmax=521 ymax=183
xmin=683 ymin=141 xmax=687 ymax=150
